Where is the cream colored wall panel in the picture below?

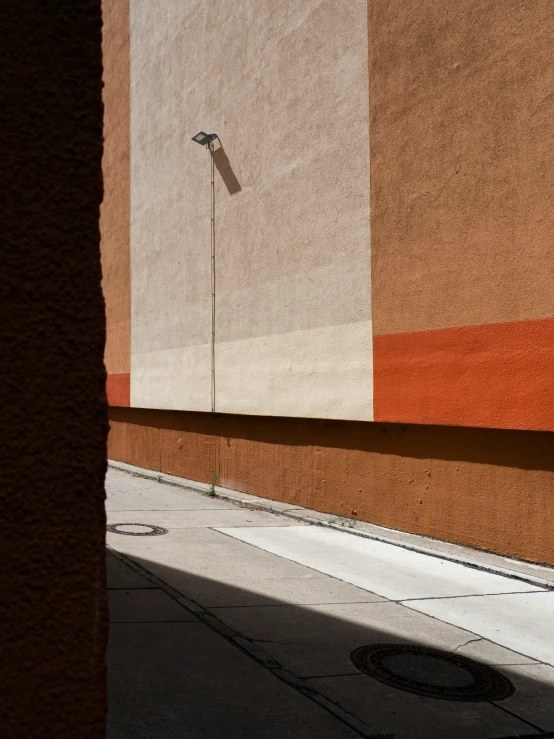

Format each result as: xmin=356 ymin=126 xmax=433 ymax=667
xmin=130 ymin=345 xmax=211 ymax=412
xmin=216 ymin=321 xmax=373 ymax=421
xmin=213 ymin=0 xmax=372 ymax=417
xmin=216 ymin=258 xmax=370 ymax=342
xmin=130 ymin=0 xmax=372 ymax=418
xmin=129 ymin=0 xmax=213 ymax=410
xmin=215 ymin=143 xmax=371 ymax=342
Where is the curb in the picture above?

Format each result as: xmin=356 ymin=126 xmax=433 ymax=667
xmin=107 ymin=460 xmax=554 ymax=592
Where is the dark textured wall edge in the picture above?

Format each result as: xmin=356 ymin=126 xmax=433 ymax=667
xmin=0 ymin=1 xmax=108 ymax=735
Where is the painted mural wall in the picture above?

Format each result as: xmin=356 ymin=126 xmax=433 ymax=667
xmin=101 ymin=0 xmax=554 ymax=432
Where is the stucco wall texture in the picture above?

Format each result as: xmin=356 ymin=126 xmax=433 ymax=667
xmin=102 ymin=1 xmax=554 ymax=562
xmin=109 ymin=408 xmax=554 ymax=566
xmin=129 ymin=0 xmax=373 ymax=420
xmin=369 ymin=0 xmax=554 ymax=431
xmin=1 ymin=1 xmax=107 ymax=735
xmin=369 ymin=0 xmax=554 ymax=335
xmin=102 ymin=0 xmax=554 ymax=431
xmin=101 ymin=0 xmax=131 ymax=407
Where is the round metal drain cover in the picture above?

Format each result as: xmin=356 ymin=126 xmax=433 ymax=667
xmin=351 ymin=644 xmax=514 ymax=702
xmin=106 ymin=523 xmax=168 ymax=536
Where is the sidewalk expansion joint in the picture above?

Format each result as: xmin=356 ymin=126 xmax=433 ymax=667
xmin=491 ymin=702 xmax=548 ymax=735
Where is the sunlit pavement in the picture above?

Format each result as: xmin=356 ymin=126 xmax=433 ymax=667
xmin=106 ymin=466 xmax=554 ymax=739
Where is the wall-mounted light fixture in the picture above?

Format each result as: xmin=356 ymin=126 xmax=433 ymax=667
xmin=191 ymin=131 xmax=218 ymax=148
xmin=192 ymin=130 xmax=218 ymax=413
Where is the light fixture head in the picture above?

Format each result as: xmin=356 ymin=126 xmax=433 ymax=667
xmin=191 ymin=131 xmax=218 ymax=147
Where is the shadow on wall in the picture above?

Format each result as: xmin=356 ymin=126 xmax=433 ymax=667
xmin=108 ymin=406 xmax=554 ymax=473
xmin=213 ymin=140 xmax=242 ymax=195
xmin=106 ymin=409 xmax=554 ymax=564
xmin=106 ymin=550 xmax=553 ymax=738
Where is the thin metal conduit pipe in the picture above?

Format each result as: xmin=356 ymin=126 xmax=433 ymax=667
xmin=209 ymin=141 xmax=216 ymax=413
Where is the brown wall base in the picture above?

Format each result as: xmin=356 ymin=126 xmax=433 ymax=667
xmin=108 ymin=407 xmax=554 ymax=565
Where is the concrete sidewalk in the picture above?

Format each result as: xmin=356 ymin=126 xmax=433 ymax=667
xmin=106 ymin=466 xmax=554 ymax=739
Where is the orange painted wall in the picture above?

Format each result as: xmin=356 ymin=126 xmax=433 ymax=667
xmin=369 ymin=0 xmax=554 ymax=335
xmin=369 ymin=0 xmax=554 ymax=431
xmin=373 ymin=319 xmax=554 ymax=430
xmin=108 ymin=408 xmax=554 ymax=565
xmin=100 ymin=0 xmax=130 ymax=390
xmin=106 ymin=373 xmax=130 ymax=407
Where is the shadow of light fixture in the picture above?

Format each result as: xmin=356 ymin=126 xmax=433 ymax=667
xmin=212 ymin=143 xmax=242 ymax=195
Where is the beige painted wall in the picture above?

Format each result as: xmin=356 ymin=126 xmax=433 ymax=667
xmin=130 ymin=0 xmax=373 ymax=419
xmin=130 ymin=0 xmax=213 ymax=411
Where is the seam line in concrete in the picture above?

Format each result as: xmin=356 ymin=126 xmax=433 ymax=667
xmin=207 ymin=600 xmax=384 ymax=609
xmin=491 ymin=702 xmax=547 ymax=734
xmin=110 ymin=620 xmax=198 ymax=624
xmin=107 ymin=507 xmax=238 ymax=512
xmin=108 ymin=587 xmax=162 ymax=591
xmin=303 ymin=673 xmax=364 ymax=680
xmin=398 ymin=590 xmax=548 ymax=603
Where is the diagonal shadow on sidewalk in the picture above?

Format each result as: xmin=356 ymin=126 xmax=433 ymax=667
xmin=106 ymin=550 xmax=554 ymax=739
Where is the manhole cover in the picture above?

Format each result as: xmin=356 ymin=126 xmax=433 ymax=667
xmin=106 ymin=523 xmax=168 ymax=536
xmin=350 ymin=644 xmax=514 ymax=702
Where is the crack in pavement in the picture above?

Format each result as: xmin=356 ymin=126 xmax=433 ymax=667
xmin=452 ymin=637 xmax=483 ymax=653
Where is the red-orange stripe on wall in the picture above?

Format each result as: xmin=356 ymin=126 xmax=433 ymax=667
xmin=373 ymin=318 xmax=554 ymax=431
xmin=106 ymin=373 xmax=130 ymax=407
